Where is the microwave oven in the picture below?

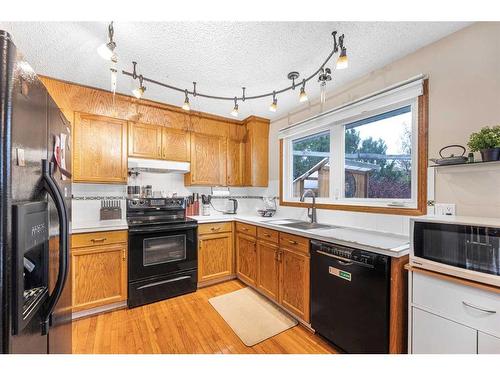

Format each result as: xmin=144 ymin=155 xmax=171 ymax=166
xmin=410 ymin=216 xmax=500 ymax=287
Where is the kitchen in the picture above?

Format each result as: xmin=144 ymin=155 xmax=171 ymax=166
xmin=1 ymin=4 xmax=500 ymax=373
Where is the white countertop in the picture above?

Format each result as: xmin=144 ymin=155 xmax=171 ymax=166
xmin=72 ymin=219 xmax=128 ymax=234
xmin=190 ymin=214 xmax=410 ymax=258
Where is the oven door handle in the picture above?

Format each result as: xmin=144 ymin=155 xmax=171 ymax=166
xmin=128 ymin=224 xmax=198 ymax=233
xmin=137 ymin=275 xmax=192 ymax=290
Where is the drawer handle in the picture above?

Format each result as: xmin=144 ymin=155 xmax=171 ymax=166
xmin=211 ymin=227 xmax=221 ymax=231
xmin=91 ymin=237 xmax=107 ymax=242
xmin=288 ymin=240 xmax=298 ymax=245
xmin=264 ymin=233 xmax=271 ymax=237
xmin=462 ymin=301 xmax=497 ymax=314
xmin=241 ymin=227 xmax=248 ymax=231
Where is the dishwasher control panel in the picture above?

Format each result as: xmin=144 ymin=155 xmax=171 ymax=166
xmin=312 ymin=240 xmax=378 ymax=266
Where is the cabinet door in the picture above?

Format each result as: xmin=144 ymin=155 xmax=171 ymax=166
xmin=244 ymin=117 xmax=269 ymax=187
xmin=257 ymin=240 xmax=280 ymax=301
xmin=412 ymin=308 xmax=477 ymax=354
xmin=128 ymin=122 xmax=162 ymax=159
xmin=198 ymin=232 xmax=233 ymax=283
xmin=162 ymin=127 xmax=190 ymax=162
xmin=185 ymin=133 xmax=227 ymax=185
xmin=236 ymin=233 xmax=257 ymax=286
xmin=279 ymin=247 xmax=310 ymax=322
xmin=478 ymin=331 xmax=500 ymax=354
xmin=227 ymin=139 xmax=245 ymax=186
xmin=73 ymin=113 xmax=128 ymax=183
xmin=71 ymin=243 xmax=127 ymax=312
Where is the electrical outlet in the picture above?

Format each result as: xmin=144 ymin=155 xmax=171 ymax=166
xmin=435 ymin=203 xmax=456 ymax=216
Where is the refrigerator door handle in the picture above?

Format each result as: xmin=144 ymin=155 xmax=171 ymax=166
xmin=40 ymin=159 xmax=69 ymax=335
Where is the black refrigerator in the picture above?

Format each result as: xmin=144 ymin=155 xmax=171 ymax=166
xmin=0 ymin=30 xmax=72 ymax=354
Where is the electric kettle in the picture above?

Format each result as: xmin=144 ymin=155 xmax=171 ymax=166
xmin=224 ymin=198 xmax=238 ymax=214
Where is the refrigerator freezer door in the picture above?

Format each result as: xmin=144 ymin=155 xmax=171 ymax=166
xmin=46 ymin=96 xmax=72 ymax=354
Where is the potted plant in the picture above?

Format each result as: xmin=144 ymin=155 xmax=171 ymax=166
xmin=467 ymin=125 xmax=500 ymax=162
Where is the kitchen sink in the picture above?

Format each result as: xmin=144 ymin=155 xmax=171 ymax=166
xmin=279 ymin=221 xmax=338 ymax=230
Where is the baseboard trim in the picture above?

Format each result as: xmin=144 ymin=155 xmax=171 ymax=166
xmin=198 ymin=275 xmax=237 ymax=289
xmin=72 ymin=301 xmax=127 ymax=321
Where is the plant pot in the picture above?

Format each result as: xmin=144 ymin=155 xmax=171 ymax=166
xmin=480 ymin=147 xmax=500 ymax=162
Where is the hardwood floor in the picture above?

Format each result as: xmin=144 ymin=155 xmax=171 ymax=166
xmin=72 ymin=280 xmax=336 ymax=354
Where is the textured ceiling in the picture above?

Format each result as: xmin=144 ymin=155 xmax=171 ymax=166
xmin=0 ymin=21 xmax=470 ymax=120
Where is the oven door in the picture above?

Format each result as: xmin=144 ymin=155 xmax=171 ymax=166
xmin=128 ymin=223 xmax=197 ymax=281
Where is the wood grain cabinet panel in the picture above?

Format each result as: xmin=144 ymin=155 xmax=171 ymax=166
xmin=162 ymin=127 xmax=190 ymax=162
xmin=257 ymin=240 xmax=280 ymax=301
xmin=227 ymin=139 xmax=245 ymax=186
xmin=128 ymin=122 xmax=162 ymax=159
xmin=73 ymin=113 xmax=128 ymax=183
xmin=71 ymin=243 xmax=127 ymax=312
xmin=185 ymin=133 xmax=227 ymax=186
xmin=244 ymin=117 xmax=269 ymax=187
xmin=279 ymin=246 xmax=310 ymax=322
xmin=236 ymin=233 xmax=257 ymax=286
xmin=198 ymin=232 xmax=233 ymax=283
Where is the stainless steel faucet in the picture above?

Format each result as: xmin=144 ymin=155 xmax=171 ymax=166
xmin=300 ymin=189 xmax=317 ymax=224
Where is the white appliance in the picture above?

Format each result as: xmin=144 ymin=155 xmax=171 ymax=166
xmin=410 ymin=215 xmax=500 ymax=287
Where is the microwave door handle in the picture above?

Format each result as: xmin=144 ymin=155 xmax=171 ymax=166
xmin=40 ymin=159 xmax=69 ymax=335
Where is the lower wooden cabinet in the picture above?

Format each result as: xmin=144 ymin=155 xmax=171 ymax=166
xmin=236 ymin=232 xmax=258 ymax=286
xmin=256 ymin=239 xmax=280 ymax=301
xmin=71 ymin=230 xmax=128 ymax=313
xmin=198 ymin=225 xmax=233 ymax=285
xmin=279 ymin=246 xmax=310 ymax=323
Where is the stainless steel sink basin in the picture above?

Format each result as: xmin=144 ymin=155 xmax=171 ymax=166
xmin=278 ymin=221 xmax=338 ymax=230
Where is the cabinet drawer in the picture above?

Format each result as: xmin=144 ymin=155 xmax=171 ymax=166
xmin=72 ymin=230 xmax=128 ymax=249
xmin=413 ymin=272 xmax=500 ymax=337
xmin=198 ymin=222 xmax=232 ymax=235
xmin=257 ymin=227 xmax=279 ymax=244
xmin=236 ymin=222 xmax=257 ymax=236
xmin=279 ymin=232 xmax=309 ymax=255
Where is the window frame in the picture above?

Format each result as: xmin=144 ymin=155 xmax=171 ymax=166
xmin=279 ymin=80 xmax=428 ymax=216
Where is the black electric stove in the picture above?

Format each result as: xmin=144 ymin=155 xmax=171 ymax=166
xmin=126 ymin=198 xmax=198 ymax=308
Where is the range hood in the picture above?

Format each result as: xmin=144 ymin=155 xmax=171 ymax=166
xmin=128 ymin=157 xmax=190 ymax=174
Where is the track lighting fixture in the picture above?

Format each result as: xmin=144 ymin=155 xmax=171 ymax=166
xmin=121 ymin=30 xmax=348 ymax=114
xmin=299 ymin=80 xmax=308 ymax=103
xmin=230 ymin=97 xmax=239 ymax=117
xmin=336 ymin=34 xmax=348 ymax=70
xmin=269 ymin=91 xmax=278 ymax=112
xmin=97 ymin=22 xmax=117 ymax=61
xmin=182 ymin=90 xmax=191 ymax=111
xmin=318 ymin=68 xmax=332 ymax=104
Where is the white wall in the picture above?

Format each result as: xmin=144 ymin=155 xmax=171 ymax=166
xmin=267 ymin=22 xmax=500 ymax=235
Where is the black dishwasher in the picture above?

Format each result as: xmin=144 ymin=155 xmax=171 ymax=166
xmin=310 ymin=240 xmax=391 ymax=353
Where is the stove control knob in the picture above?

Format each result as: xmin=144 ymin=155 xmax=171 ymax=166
xmin=139 ymin=200 xmax=145 ymax=206
xmin=131 ymin=200 xmax=138 ymax=206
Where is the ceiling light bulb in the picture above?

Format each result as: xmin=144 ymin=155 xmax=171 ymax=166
xmin=182 ymin=91 xmax=191 ymax=111
xmin=97 ymin=42 xmax=115 ymax=61
xmin=132 ymin=86 xmax=145 ymax=99
xmin=299 ymin=86 xmax=308 ymax=102
xmin=336 ymin=48 xmax=348 ymax=70
xmin=231 ymin=99 xmax=239 ymax=117
xmin=269 ymin=98 xmax=277 ymax=112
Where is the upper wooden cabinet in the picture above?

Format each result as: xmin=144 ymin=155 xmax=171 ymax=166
xmin=128 ymin=122 xmax=162 ymax=159
xmin=162 ymin=127 xmax=191 ymax=162
xmin=185 ymin=133 xmax=227 ymax=186
xmin=129 ymin=123 xmax=190 ymax=162
xmin=73 ymin=112 xmax=128 ymax=184
xmin=227 ymin=139 xmax=245 ymax=186
xmin=244 ymin=117 xmax=269 ymax=187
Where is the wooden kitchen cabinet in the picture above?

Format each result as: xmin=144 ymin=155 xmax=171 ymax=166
xmin=71 ymin=230 xmax=128 ymax=313
xmin=128 ymin=122 xmax=162 ymax=159
xmin=279 ymin=234 xmax=310 ymax=322
xmin=257 ymin=239 xmax=280 ymax=301
xmin=236 ymin=232 xmax=258 ymax=286
xmin=226 ymin=139 xmax=245 ymax=186
xmin=198 ymin=223 xmax=233 ymax=285
xmin=162 ymin=127 xmax=190 ymax=162
xmin=243 ymin=116 xmax=269 ymax=187
xmin=185 ymin=133 xmax=227 ymax=186
xmin=73 ymin=112 xmax=128 ymax=183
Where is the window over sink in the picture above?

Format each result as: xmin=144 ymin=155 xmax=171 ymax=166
xmin=279 ymin=77 xmax=428 ymax=215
